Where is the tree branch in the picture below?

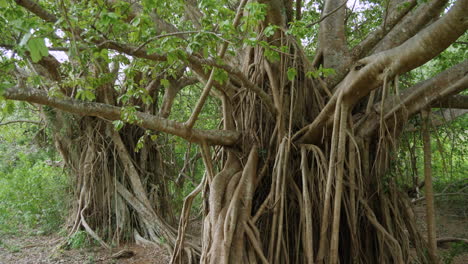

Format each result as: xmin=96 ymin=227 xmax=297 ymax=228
xmin=318 ymin=0 xmax=350 ymax=71
xmin=3 ymin=87 xmax=240 ymax=146
xmin=297 ymin=0 xmax=468 ymax=144
xmin=371 ymin=0 xmax=449 ymax=54
xmin=0 ymin=119 xmax=41 ymax=126
xmin=191 ymin=57 xmax=277 ymax=116
xmin=405 ymin=109 xmax=468 ymax=132
xmin=436 ymin=237 xmax=468 ymax=246
xmin=14 ymin=0 xmax=57 ymax=22
xmin=358 ymin=60 xmax=468 ymax=137
xmin=412 ymin=193 xmax=468 ymax=204
xmin=185 ymin=0 xmax=248 ymax=129
xmin=434 ymin=95 xmax=468 ymax=109
xmin=352 ymin=0 xmax=417 ymax=59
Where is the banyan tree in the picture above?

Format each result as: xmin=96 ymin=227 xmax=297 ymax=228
xmin=1 ymin=0 xmax=467 ymax=263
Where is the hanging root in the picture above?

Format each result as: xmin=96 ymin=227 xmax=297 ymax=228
xmin=171 ymin=175 xmax=205 ymax=264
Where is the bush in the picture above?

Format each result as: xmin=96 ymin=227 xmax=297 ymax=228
xmin=0 ymin=151 xmax=69 ymax=234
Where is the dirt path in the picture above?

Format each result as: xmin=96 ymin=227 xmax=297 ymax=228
xmin=0 ymin=230 xmax=170 ymax=264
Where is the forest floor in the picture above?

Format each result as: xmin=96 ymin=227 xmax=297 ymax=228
xmin=0 ymin=230 xmax=170 ymax=264
xmin=0 ymin=200 xmax=466 ymax=264
xmin=413 ymin=198 xmax=468 ymax=264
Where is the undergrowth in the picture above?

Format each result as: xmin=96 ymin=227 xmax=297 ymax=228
xmin=0 ymin=122 xmax=69 ymax=235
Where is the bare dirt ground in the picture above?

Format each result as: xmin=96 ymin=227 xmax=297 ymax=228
xmin=0 ymin=230 xmax=170 ymax=264
xmin=414 ymin=198 xmax=468 ymax=264
xmin=0 ymin=200 xmax=466 ymax=264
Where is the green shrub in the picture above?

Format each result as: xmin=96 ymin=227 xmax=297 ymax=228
xmin=67 ymin=230 xmax=96 ymax=249
xmin=0 ymin=152 xmax=69 ymax=234
xmin=441 ymin=242 xmax=468 ymax=264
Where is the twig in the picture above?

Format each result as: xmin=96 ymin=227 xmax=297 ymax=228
xmin=437 ymin=237 xmax=468 ymax=246
xmin=412 ymin=193 xmax=468 ymax=203
xmin=307 ymin=0 xmax=348 ymax=27
xmin=132 ymin=31 xmax=233 ymax=54
xmin=0 ymin=119 xmax=41 ymax=126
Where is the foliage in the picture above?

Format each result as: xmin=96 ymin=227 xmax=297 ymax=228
xmin=440 ymin=242 xmax=468 ymax=264
xmin=66 ymin=230 xmax=96 ymax=249
xmin=0 ymin=107 xmax=69 ymax=235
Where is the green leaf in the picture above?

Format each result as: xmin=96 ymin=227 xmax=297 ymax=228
xmin=76 ymin=88 xmax=96 ymax=101
xmin=213 ymin=68 xmax=228 ymax=84
xmin=135 ymin=136 xmax=145 ymax=152
xmin=160 ymin=79 xmax=170 ymax=89
xmin=112 ymin=120 xmax=124 ymax=131
xmin=19 ymin=32 xmax=32 ymax=47
xmin=321 ymin=67 xmax=336 ymax=77
xmin=306 ymin=71 xmax=319 ymax=79
xmin=26 ymin=38 xmax=49 ymax=63
xmin=1 ymin=100 xmax=15 ymax=115
xmin=264 ymin=25 xmax=278 ymax=37
xmin=264 ymin=49 xmax=279 ymax=62
xmin=287 ymin=68 xmax=297 ymax=81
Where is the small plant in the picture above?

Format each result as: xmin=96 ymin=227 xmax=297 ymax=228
xmin=440 ymin=242 xmax=468 ymax=264
xmin=85 ymin=255 xmax=96 ymax=264
xmin=67 ymin=230 xmax=92 ymax=249
xmin=0 ymin=240 xmax=21 ymax=253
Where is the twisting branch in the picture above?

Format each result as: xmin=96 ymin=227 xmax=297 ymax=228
xmin=3 ymin=87 xmax=240 ymax=146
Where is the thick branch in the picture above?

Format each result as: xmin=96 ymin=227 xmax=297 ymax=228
xmin=297 ymin=0 xmax=468 ymax=144
xmin=434 ymin=95 xmax=468 ymax=109
xmin=372 ymin=0 xmax=449 ymax=53
xmin=319 ymin=0 xmax=350 ymax=71
xmin=14 ymin=0 xmax=57 ymax=22
xmin=3 ymin=88 xmax=240 ymax=146
xmin=405 ymin=109 xmax=468 ymax=132
xmin=358 ymin=60 xmax=468 ymax=137
xmin=160 ymin=77 xmax=198 ymax=118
